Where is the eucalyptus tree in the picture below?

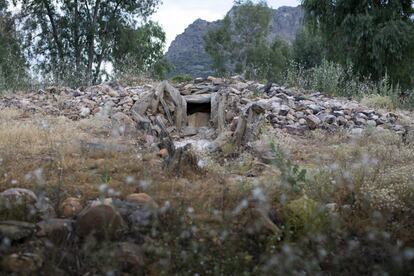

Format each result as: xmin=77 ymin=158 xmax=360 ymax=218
xmin=302 ymin=0 xmax=414 ymax=87
xmin=0 ymin=0 xmax=27 ymax=91
xmin=16 ymin=0 xmax=165 ymax=85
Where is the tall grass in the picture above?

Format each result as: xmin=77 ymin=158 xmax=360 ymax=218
xmin=285 ymin=60 xmax=414 ymax=109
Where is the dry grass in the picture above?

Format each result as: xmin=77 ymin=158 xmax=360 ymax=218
xmin=361 ymin=94 xmax=396 ymax=110
xmin=2 ymin=107 xmax=413 ymax=221
xmin=1 ymin=108 xmax=414 ymax=274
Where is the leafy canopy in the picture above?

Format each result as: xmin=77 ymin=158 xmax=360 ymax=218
xmin=16 ymin=0 xmax=165 ymax=86
xmin=0 ymin=1 xmax=28 ymax=91
xmin=302 ymin=0 xmax=414 ymax=88
xmin=205 ymin=0 xmax=291 ymax=81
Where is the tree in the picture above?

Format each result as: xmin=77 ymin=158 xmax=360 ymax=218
xmin=204 ymin=0 xmax=273 ymax=78
xmin=0 ymin=1 xmax=28 ymax=91
xmin=292 ymin=26 xmax=324 ymax=69
xmin=113 ymin=21 xmax=167 ymax=79
xmin=246 ymin=39 xmax=292 ymax=82
xmin=16 ymin=0 xmax=164 ymax=86
xmin=302 ymin=0 xmax=414 ymax=88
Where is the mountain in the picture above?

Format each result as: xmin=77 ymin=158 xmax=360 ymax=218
xmin=165 ymin=6 xmax=304 ymax=78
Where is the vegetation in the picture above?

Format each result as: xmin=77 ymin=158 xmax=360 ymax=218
xmin=204 ymin=0 xmax=414 ymax=108
xmin=16 ymin=0 xmax=166 ymax=86
xmin=0 ymin=3 xmax=28 ymax=91
xmin=302 ymin=0 xmax=414 ymax=88
xmin=0 ymin=0 xmax=414 ymax=274
xmin=204 ymin=0 xmax=293 ymax=81
xmin=1 ymin=109 xmax=414 ymax=274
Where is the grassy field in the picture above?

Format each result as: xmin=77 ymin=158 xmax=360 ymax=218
xmin=1 ymin=107 xmax=414 ymax=274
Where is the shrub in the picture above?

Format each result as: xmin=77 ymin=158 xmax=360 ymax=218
xmin=170 ymin=75 xmax=193 ymax=83
xmin=361 ymin=94 xmax=395 ymax=110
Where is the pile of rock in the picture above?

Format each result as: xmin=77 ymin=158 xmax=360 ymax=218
xmin=0 ymin=76 xmax=407 ymax=139
xmin=263 ymin=88 xmax=404 ymax=134
xmin=0 ymin=187 xmax=159 ymax=274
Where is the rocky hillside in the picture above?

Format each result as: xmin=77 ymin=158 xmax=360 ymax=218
xmin=165 ymin=6 xmax=304 ymax=78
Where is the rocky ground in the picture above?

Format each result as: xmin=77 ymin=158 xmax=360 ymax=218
xmin=0 ymin=77 xmax=413 ymax=275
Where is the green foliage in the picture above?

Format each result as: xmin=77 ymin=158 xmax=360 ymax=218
xmin=292 ymin=26 xmax=324 ymax=69
xmin=270 ymin=142 xmax=307 ymax=193
xmin=302 ymin=0 xmax=414 ymax=88
xmin=0 ymin=5 xmax=29 ymax=92
xmin=283 ymin=195 xmax=329 ymax=237
xmin=310 ymin=60 xmax=349 ymax=96
xmin=204 ymin=16 xmax=231 ymax=76
xmin=113 ymin=21 xmax=167 ymax=79
xmin=204 ymin=0 xmax=278 ymax=80
xmin=16 ymin=0 xmax=163 ymax=86
xmin=170 ymin=75 xmax=193 ymax=83
xmin=245 ymin=39 xmax=292 ymax=82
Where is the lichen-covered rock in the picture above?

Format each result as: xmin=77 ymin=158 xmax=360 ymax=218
xmin=0 ymin=188 xmax=39 ymax=221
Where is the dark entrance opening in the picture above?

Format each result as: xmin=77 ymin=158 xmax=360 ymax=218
xmin=187 ymin=102 xmax=211 ymax=115
xmin=187 ymin=102 xmax=211 ymax=128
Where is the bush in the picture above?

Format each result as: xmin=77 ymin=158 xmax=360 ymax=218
xmin=284 ymin=60 xmax=414 ymax=109
xmin=170 ymin=75 xmax=193 ymax=83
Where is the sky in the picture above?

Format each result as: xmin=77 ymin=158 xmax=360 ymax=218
xmin=152 ymin=0 xmax=300 ymax=50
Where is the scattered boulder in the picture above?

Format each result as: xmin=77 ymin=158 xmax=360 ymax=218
xmin=1 ymin=252 xmax=44 ymax=274
xmin=126 ymin=193 xmax=159 ymax=210
xmin=76 ymin=204 xmax=125 ymax=240
xmin=112 ymin=112 xmax=136 ymax=136
xmin=60 ymin=197 xmax=83 ymax=218
xmin=36 ymin=219 xmax=74 ymax=245
xmin=306 ymin=115 xmax=321 ymax=130
xmin=0 ymin=188 xmax=39 ymax=221
xmin=112 ymin=242 xmax=144 ymax=271
xmin=0 ymin=221 xmax=35 ymax=241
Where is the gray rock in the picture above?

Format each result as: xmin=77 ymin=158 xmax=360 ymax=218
xmin=0 ymin=221 xmax=35 ymax=241
xmin=36 ymin=219 xmax=74 ymax=244
xmin=308 ymin=104 xmax=323 ymax=114
xmin=321 ymin=114 xmax=336 ymax=124
xmin=355 ymin=117 xmax=367 ymax=126
xmin=112 ymin=112 xmax=136 ymax=136
xmin=184 ymin=94 xmax=212 ymax=104
xmin=279 ymin=105 xmax=290 ymax=116
xmin=80 ymin=107 xmax=91 ymax=117
xmin=306 ymin=115 xmax=321 ymax=129
xmin=367 ymin=120 xmax=377 ymax=127
xmin=0 ymin=188 xmax=39 ymax=221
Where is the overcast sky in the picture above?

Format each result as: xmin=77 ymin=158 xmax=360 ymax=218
xmin=152 ymin=0 xmax=300 ymax=50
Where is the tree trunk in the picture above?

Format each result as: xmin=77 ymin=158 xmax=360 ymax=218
xmin=74 ymin=0 xmax=81 ymax=74
xmin=86 ymin=0 xmax=101 ymax=85
xmin=43 ymin=0 xmax=64 ymax=73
